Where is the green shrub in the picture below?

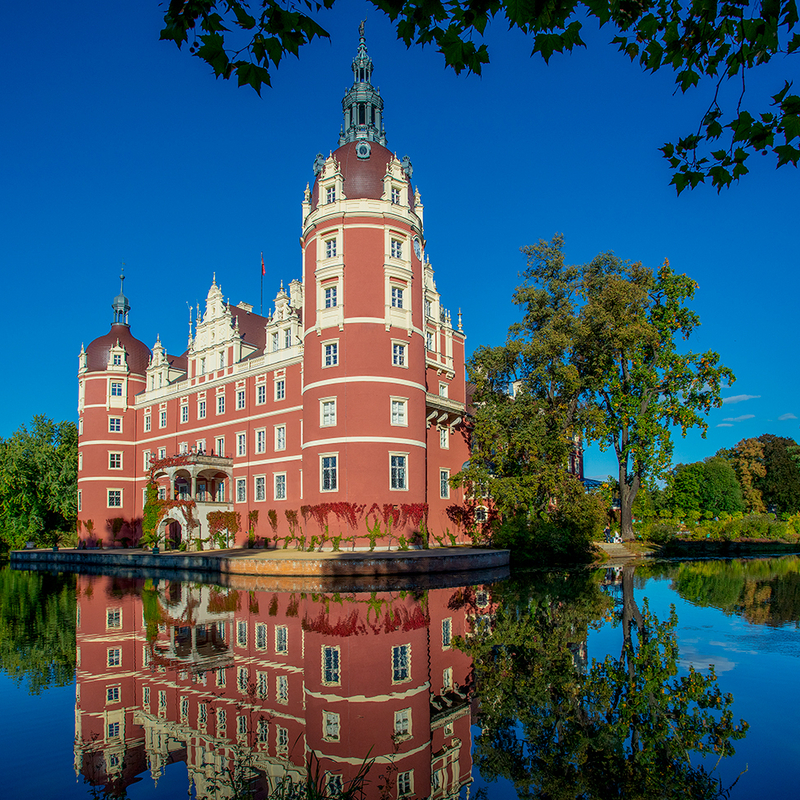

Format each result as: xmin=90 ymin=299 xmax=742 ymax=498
xmin=646 ymin=521 xmax=680 ymax=544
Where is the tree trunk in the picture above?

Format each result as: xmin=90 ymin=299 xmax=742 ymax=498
xmin=618 ymin=466 xmax=638 ymax=542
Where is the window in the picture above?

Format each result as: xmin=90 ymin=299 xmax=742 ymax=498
xmin=108 ymin=490 xmax=121 ymax=508
xmin=256 ymin=429 xmax=266 ymax=453
xmin=106 ymin=685 xmax=120 ymax=703
xmin=440 ymin=427 xmax=449 ymax=449
xmin=321 ymin=455 xmax=337 ymax=492
xmin=217 ymin=708 xmax=226 ymax=735
xmin=324 ymin=286 xmax=337 ymax=308
xmin=158 ymin=447 xmax=166 ymax=460
xmin=325 ymin=238 xmax=337 ymax=258
xmin=443 ymin=666 xmax=454 ymax=689
xmin=327 ymin=774 xmax=344 ymax=796
xmin=391 ymin=239 xmax=403 ymax=259
xmin=143 ymin=451 xmax=151 ymax=470
xmin=196 ymin=439 xmax=206 ymax=453
xmin=427 ymin=331 xmax=434 ymax=351
xmin=217 ymin=667 xmax=227 ymax=687
xmin=425 ymin=299 xmax=432 ymax=318
xmin=394 ymin=708 xmax=411 ymax=738
xmin=323 ymin=646 xmax=340 ymax=684
xmin=237 ymin=620 xmax=247 ymax=647
xmin=181 ymin=697 xmax=189 ymax=720
xmin=257 ymin=672 xmax=268 ymax=700
xmin=475 ymin=506 xmax=488 ymax=523
xmin=144 ymin=414 xmax=151 ymax=432
xmin=158 ymin=690 xmax=167 ymax=711
xmin=217 ymin=395 xmax=225 ymax=414
xmin=198 ymin=400 xmax=206 ymax=419
xmin=391 ymin=286 xmax=404 ymax=308
xmin=179 ymin=441 xmax=188 ymax=455
xmin=275 ymin=625 xmax=288 ymax=654
xmin=392 ymin=644 xmax=410 ymax=682
xmin=324 ymin=342 xmax=338 ymax=367
xmin=277 ymin=726 xmax=288 ymax=750
xmin=236 ymin=478 xmax=246 ymax=503
xmin=256 ymin=384 xmax=266 ymax=404
xmin=112 ymin=354 xmax=122 ymax=366
xmin=237 ymin=666 xmax=249 ymax=692
xmin=109 ymin=452 xmax=121 ymax=469
xmin=143 ymin=686 xmax=150 ymax=707
xmin=237 ymin=389 xmax=245 ymax=409
xmin=159 ymin=410 xmax=167 ymax=428
xmin=181 ymin=404 xmax=188 ymax=423
xmin=255 ymin=476 xmax=266 ymax=502
xmin=324 ymin=711 xmax=340 ymax=741
xmin=107 ymin=722 xmax=120 ymax=739
xmin=200 ymin=357 xmax=206 ymax=375
xmin=284 ymin=329 xmax=292 ymax=349
xmin=258 ymin=718 xmax=269 ymax=743
xmin=107 ymin=648 xmax=121 ymax=667
xmin=275 ymin=378 xmax=286 ymax=400
xmin=215 ymin=437 xmax=224 ymax=457
xmin=274 ymin=473 xmax=287 ymax=500
xmin=440 ymin=469 xmax=450 ymax=499
xmin=439 ymin=382 xmax=449 ymax=398
xmin=398 ymin=770 xmax=413 ymax=797
xmin=272 ymin=331 xmax=279 ymax=352
xmin=237 ymin=432 xmax=246 ymax=456
xmin=256 ymin=623 xmax=267 ymax=650
xmin=237 ymin=715 xmax=248 ymax=736
xmin=391 ymin=455 xmax=408 ymax=491
xmin=442 ymin=618 xmax=452 ymax=648
xmin=199 ymin=703 xmax=207 ymax=725
xmin=391 ymin=186 xmax=400 ymax=204
xmin=321 ymin=398 xmax=336 ymax=427
xmin=110 ymin=381 xmax=123 ymax=397
xmin=326 ymin=186 xmax=336 ymax=203
xmin=392 ymin=343 xmax=406 ymax=367
xmin=107 ymin=608 xmax=121 ymax=629
xmin=277 ymin=674 xmax=289 ymax=703
xmin=108 ymin=417 xmax=121 ymax=432
xmin=218 ymin=351 xmax=225 ymax=369
xmin=275 ymin=425 xmax=286 ymax=451
xmin=391 ymin=399 xmax=407 ymax=426
xmin=77 ymin=490 xmax=82 ymax=512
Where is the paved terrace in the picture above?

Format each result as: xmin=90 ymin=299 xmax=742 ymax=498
xmin=10 ymin=546 xmax=510 ymax=587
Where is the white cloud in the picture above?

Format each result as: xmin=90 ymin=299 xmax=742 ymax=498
xmin=778 ymin=413 xmax=797 ymax=421
xmin=723 ymin=414 xmax=755 ymax=423
xmin=716 ymin=423 xmax=734 ymax=428
xmin=722 ymin=394 xmax=761 ymax=405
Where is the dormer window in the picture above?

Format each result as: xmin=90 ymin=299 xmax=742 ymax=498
xmin=284 ymin=329 xmax=292 ymax=348
xmin=391 ymin=187 xmax=400 ymax=204
xmin=326 ymin=186 xmax=336 ymax=204
xmin=272 ymin=332 xmax=279 ymax=352
xmin=112 ymin=354 xmax=122 ymax=366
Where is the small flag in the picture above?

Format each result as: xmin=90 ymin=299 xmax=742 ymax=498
xmin=261 ymin=252 xmax=265 ymax=276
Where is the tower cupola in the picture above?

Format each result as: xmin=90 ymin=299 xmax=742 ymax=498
xmin=111 ymin=269 xmax=130 ymax=326
xmin=338 ymin=21 xmax=386 ymax=147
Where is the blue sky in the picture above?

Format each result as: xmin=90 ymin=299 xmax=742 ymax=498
xmin=3 ymin=1 xmax=797 ymax=479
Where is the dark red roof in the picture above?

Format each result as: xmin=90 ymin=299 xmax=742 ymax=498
xmin=231 ymin=305 xmax=269 ymax=353
xmin=313 ymin=141 xmax=399 ymax=208
xmin=85 ymin=324 xmax=151 ymax=374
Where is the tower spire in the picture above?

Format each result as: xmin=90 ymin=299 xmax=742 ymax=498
xmin=339 ymin=21 xmax=386 ymax=146
xmin=111 ymin=265 xmax=130 ymax=326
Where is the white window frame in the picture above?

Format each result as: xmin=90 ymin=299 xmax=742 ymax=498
xmin=440 ymin=427 xmax=449 ymax=449
xmin=275 ymin=624 xmax=288 ymax=654
xmin=324 ymin=711 xmax=340 ymax=742
xmin=394 ymin=708 xmax=412 ymax=739
xmin=320 ymin=454 xmax=338 ymax=492
xmin=198 ymin=399 xmax=206 ymax=419
xmin=255 ymin=428 xmax=267 ymax=454
xmin=390 ymin=397 xmax=408 ymax=427
xmin=322 ymin=645 xmax=341 ymax=685
xmin=108 ymin=417 xmax=122 ymax=433
xmin=217 ymin=394 xmax=225 ymax=415
xmin=391 ymin=285 xmax=404 ymax=308
xmin=237 ymin=389 xmax=246 ymax=410
xmin=324 ymin=286 xmax=338 ymax=308
xmin=107 ymin=489 xmax=122 ymax=508
xmin=256 ymin=383 xmax=267 ymax=405
xmin=159 ymin=409 xmax=167 ymax=428
xmin=110 ymin=381 xmax=123 ymax=397
xmin=392 ymin=341 xmax=407 ymax=367
xmin=398 ymin=770 xmax=414 ymax=797
xmin=144 ymin=414 xmax=151 ymax=432
xmin=439 ymin=382 xmax=449 ymax=398
xmin=255 ymin=475 xmax=266 ymax=502
xmin=274 ymin=424 xmax=286 ymax=451
xmin=236 ymin=478 xmax=247 ymax=503
xmin=237 ymin=432 xmax=246 ymax=457
xmin=392 ymin=643 xmax=411 ymax=683
xmin=275 ymin=377 xmax=286 ymax=400
xmin=390 ymin=453 xmax=408 ymax=491
xmin=107 ymin=648 xmax=121 ymax=668
xmin=323 ymin=341 xmax=339 ymax=368
xmin=109 ymin=452 xmax=122 ymax=470
xmin=180 ymin=404 xmax=189 ymax=423
xmin=274 ymin=472 xmax=287 ymax=501
xmin=324 ymin=237 xmax=337 ymax=259
xmin=277 ymin=674 xmax=289 ymax=703
xmin=390 ymin=238 xmax=403 ymax=259
xmin=442 ymin=618 xmax=453 ymax=648
xmin=440 ymin=468 xmax=450 ymax=499
xmin=320 ymin=397 xmax=337 ymax=427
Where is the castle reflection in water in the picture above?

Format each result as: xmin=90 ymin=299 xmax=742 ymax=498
xmin=73 ymin=574 xmax=494 ymax=798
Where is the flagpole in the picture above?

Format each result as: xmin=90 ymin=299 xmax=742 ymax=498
xmin=260 ymin=252 xmax=264 ymax=315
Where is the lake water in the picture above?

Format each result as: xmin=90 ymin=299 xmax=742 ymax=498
xmin=1 ymin=556 xmax=798 ymax=799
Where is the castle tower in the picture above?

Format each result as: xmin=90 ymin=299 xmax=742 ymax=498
xmin=78 ymin=272 xmax=150 ymax=543
xmin=300 ymin=26 xmax=468 ymax=536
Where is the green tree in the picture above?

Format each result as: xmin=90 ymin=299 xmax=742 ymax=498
xmin=0 ymin=567 xmax=77 ymax=694
xmin=0 ymin=416 xmax=78 ymax=549
xmin=161 ymin=1 xmax=800 ymax=191
xmin=722 ymin=437 xmax=767 ymax=513
xmin=756 ymin=433 xmax=800 ymax=513
xmin=459 ymin=569 xmax=748 ymax=798
xmin=669 ymin=457 xmax=744 ymax=516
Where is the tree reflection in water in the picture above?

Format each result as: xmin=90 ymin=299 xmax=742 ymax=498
xmin=460 ymin=567 xmax=749 ymax=800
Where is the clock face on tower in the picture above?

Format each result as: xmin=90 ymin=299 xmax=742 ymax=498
xmin=413 ymin=236 xmax=422 ymax=260
xmin=355 ymin=141 xmax=371 ymax=159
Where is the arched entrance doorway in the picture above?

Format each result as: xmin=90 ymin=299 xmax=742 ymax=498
xmin=166 ymin=520 xmax=182 ymax=550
